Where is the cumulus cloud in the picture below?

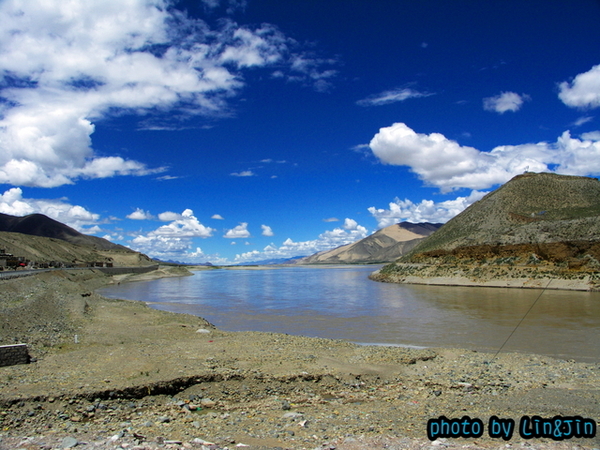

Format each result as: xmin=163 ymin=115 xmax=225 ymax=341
xmin=233 ymin=218 xmax=368 ymax=263
xmin=158 ymin=211 xmax=183 ymax=222
xmin=357 ymin=87 xmax=434 ymax=107
xmin=559 ymin=64 xmax=600 ymax=109
xmin=0 ymin=187 xmax=100 ymax=231
xmin=0 ymin=0 xmax=335 ymax=188
xmin=368 ymin=190 xmax=487 ymax=228
xmin=581 ymin=131 xmax=600 ymax=140
xmin=323 ymin=217 xmax=339 ymax=222
xmin=130 ymin=234 xmax=227 ymax=263
xmin=130 ymin=209 xmax=220 ymax=262
xmin=211 ymin=214 xmax=225 ymax=220
xmin=224 ymin=222 xmax=251 ymax=238
xmin=369 ymin=122 xmax=600 ymax=192
xmin=261 ymin=224 xmax=274 ymax=237
xmin=126 ymin=208 xmax=153 ymax=220
xmin=149 ymin=209 xmax=214 ymax=238
xmin=483 ymin=91 xmax=530 ymax=113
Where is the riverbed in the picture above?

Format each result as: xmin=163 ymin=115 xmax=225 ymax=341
xmin=98 ymin=265 xmax=600 ymax=362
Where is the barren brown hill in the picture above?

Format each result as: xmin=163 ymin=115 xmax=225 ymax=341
xmin=0 ymin=213 xmax=153 ymax=267
xmin=0 ymin=231 xmax=154 ymax=267
xmin=372 ymin=173 xmax=600 ymax=290
xmin=0 ymin=213 xmax=129 ymax=251
xmin=297 ymin=222 xmax=441 ymax=264
xmin=403 ymin=172 xmax=600 ymax=255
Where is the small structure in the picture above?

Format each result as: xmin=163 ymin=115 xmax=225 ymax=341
xmin=0 ymin=344 xmax=30 ymax=367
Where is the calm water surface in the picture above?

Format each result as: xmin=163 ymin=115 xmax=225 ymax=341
xmin=98 ymin=266 xmax=600 ymax=362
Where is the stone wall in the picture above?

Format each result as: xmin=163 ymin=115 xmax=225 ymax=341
xmin=0 ymin=344 xmax=30 ymax=367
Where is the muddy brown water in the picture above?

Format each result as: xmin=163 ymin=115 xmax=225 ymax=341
xmin=98 ymin=265 xmax=600 ymax=362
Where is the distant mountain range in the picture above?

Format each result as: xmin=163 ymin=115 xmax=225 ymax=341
xmin=296 ymin=222 xmax=442 ymax=264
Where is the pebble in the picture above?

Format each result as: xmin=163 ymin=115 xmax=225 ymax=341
xmin=60 ymin=436 xmax=78 ymax=448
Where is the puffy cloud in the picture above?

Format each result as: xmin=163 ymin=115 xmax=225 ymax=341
xmin=559 ymin=64 xmax=600 ymax=109
xmin=357 ymin=87 xmax=433 ymax=107
xmin=0 ymin=187 xmax=100 ymax=231
xmin=483 ymin=92 xmax=530 ymax=113
xmin=261 ymin=224 xmax=274 ymax=236
xmin=0 ymin=0 xmax=334 ymax=188
xmin=126 ymin=208 xmax=153 ymax=220
xmin=368 ymin=190 xmax=487 ymax=228
xmin=150 ymin=209 xmax=214 ymax=238
xmin=581 ymin=131 xmax=600 ymax=141
xmin=224 ymin=222 xmax=251 ymax=238
xmin=369 ymin=122 xmax=600 ymax=192
xmin=233 ymin=218 xmax=368 ymax=263
xmin=131 ymin=233 xmax=228 ymax=264
xmin=130 ymin=209 xmax=220 ymax=262
xmin=211 ymin=214 xmax=225 ymax=220
xmin=158 ymin=211 xmax=183 ymax=222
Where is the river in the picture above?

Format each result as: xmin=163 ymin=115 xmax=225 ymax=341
xmin=98 ymin=265 xmax=600 ymax=362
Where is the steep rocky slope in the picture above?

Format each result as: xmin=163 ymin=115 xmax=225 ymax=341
xmin=298 ymin=222 xmax=441 ymax=264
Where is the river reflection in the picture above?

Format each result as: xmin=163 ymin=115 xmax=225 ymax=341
xmin=98 ymin=266 xmax=600 ymax=362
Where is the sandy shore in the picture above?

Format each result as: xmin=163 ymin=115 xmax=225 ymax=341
xmin=0 ymin=268 xmax=598 ymax=449
xmin=369 ymin=264 xmax=600 ymax=291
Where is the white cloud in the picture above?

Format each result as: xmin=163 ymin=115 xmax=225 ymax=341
xmin=230 ymin=170 xmax=255 ymax=177
xmin=323 ymin=217 xmax=339 ymax=222
xmin=126 ymin=208 xmax=153 ymax=220
xmin=0 ymin=0 xmax=333 ymax=188
xmin=581 ymin=131 xmax=600 ymax=140
xmin=559 ymin=64 xmax=600 ymax=109
xmin=369 ymin=122 xmax=600 ymax=192
xmin=211 ymin=214 xmax=225 ymax=220
xmin=0 ymin=187 xmax=100 ymax=231
xmin=572 ymin=116 xmax=594 ymax=127
xmin=158 ymin=211 xmax=182 ymax=222
xmin=287 ymin=53 xmax=339 ymax=92
xmin=82 ymin=225 xmax=103 ymax=235
xmin=150 ymin=209 xmax=214 ymax=238
xmin=233 ymin=218 xmax=368 ymax=263
xmin=224 ymin=222 xmax=251 ymax=238
xmin=357 ymin=87 xmax=433 ymax=107
xmin=261 ymin=224 xmax=274 ymax=236
xmin=130 ymin=209 xmax=220 ymax=262
xmin=483 ymin=92 xmax=530 ymax=113
xmin=130 ymin=235 xmax=225 ymax=263
xmin=368 ymin=190 xmax=487 ymax=228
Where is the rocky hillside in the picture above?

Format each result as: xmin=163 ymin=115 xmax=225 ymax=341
xmin=407 ymin=172 xmax=600 ymax=254
xmin=0 ymin=213 xmax=153 ymax=267
xmin=371 ymin=173 xmax=600 ymax=290
xmin=0 ymin=213 xmax=129 ymax=251
xmin=297 ymin=222 xmax=441 ymax=264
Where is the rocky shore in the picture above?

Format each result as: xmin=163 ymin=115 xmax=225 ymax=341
xmin=0 ymin=269 xmax=598 ymax=450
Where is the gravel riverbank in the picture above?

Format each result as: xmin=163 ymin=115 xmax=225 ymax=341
xmin=0 ymin=269 xmax=598 ymax=450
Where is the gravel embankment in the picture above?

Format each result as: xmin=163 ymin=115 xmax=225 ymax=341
xmin=1 ymin=270 xmax=598 ymax=450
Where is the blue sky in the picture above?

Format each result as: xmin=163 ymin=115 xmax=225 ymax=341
xmin=1 ymin=0 xmax=600 ymax=264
